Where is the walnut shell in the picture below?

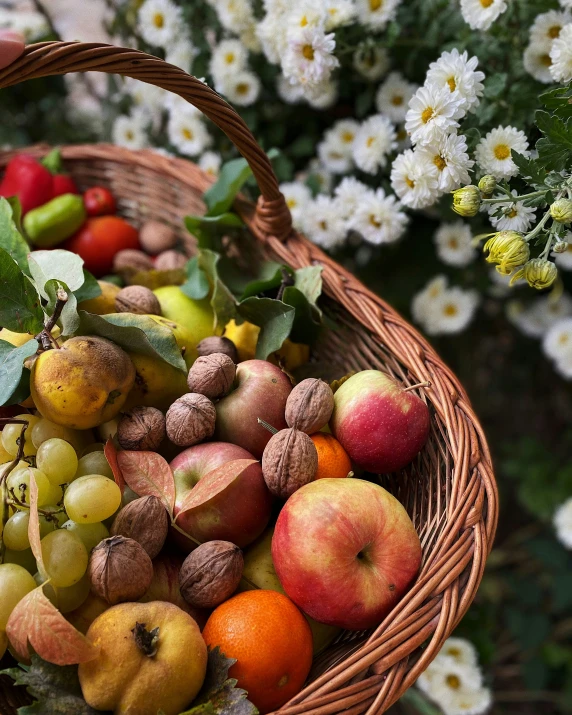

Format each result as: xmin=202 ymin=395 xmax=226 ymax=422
xmin=179 ymin=541 xmax=243 ymax=609
xmin=113 ymin=249 xmax=154 ymax=275
xmin=285 ymin=378 xmax=334 ymax=434
xmin=187 ymin=354 xmax=236 ymax=400
xmin=261 ymin=428 xmax=318 ymax=499
xmin=110 ymin=495 xmax=169 ymax=559
xmin=155 ymin=250 xmax=187 ymax=271
xmin=115 ymin=285 xmax=162 ymax=315
xmin=88 ymin=535 xmax=153 ymax=605
xmin=166 ymin=393 xmax=216 ymax=447
xmin=196 ymin=336 xmax=238 ymax=363
xmin=117 ymin=406 xmax=166 ymax=451
xmin=139 ymin=220 xmax=177 ymax=255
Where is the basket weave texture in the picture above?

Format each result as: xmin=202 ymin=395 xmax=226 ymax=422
xmin=0 ymin=42 xmax=498 ymax=715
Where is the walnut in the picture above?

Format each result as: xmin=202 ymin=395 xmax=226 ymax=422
xmin=113 ymin=249 xmax=154 ymax=275
xmin=196 ymin=336 xmax=238 ymax=363
xmin=115 ymin=285 xmax=162 ymax=316
xmin=117 ymin=406 xmax=166 ymax=451
xmin=110 ymin=495 xmax=169 ymax=559
xmin=179 ymin=541 xmax=243 ymax=609
xmin=88 ymin=535 xmax=153 ymax=605
xmin=166 ymin=393 xmax=216 ymax=447
xmin=186 ymin=354 xmax=236 ymax=400
xmin=155 ymin=250 xmax=187 ymax=271
xmin=285 ymin=378 xmax=334 ymax=434
xmin=139 ymin=220 xmax=177 ymax=255
xmin=262 ymin=428 xmax=318 ymax=499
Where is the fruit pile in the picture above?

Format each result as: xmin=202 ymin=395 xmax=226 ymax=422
xmin=0 ymin=160 xmax=431 ymax=715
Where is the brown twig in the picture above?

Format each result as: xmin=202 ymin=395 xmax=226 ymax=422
xmin=35 ymin=287 xmax=67 ymax=350
xmin=0 ymin=418 xmax=28 ymax=563
xmin=276 ymin=267 xmax=295 ymax=301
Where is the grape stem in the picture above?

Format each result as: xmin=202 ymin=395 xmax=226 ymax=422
xmin=35 ymin=287 xmax=68 ymax=351
xmin=6 ymin=496 xmax=64 ymax=519
xmin=0 ymin=419 xmax=28 ymax=564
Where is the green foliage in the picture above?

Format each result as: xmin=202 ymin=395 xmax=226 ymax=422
xmin=0 ymin=339 xmax=37 ymax=406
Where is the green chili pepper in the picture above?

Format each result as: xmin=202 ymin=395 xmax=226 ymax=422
xmin=24 ymin=193 xmax=86 ymax=247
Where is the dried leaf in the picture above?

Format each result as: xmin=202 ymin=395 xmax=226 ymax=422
xmin=175 ymin=459 xmax=257 ymax=519
xmin=28 ymin=472 xmax=45 ymax=575
xmin=6 ymin=587 xmax=99 ymax=665
xmin=104 ymin=438 xmax=125 ymax=497
xmin=116 ymin=450 xmax=175 ymax=515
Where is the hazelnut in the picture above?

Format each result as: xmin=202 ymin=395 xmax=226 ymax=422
xmin=110 ymin=495 xmax=169 ymax=559
xmin=115 ymin=285 xmax=162 ymax=316
xmin=179 ymin=541 xmax=243 ymax=609
xmin=88 ymin=535 xmax=153 ymax=605
xmin=187 ymin=354 xmax=236 ymax=400
xmin=117 ymin=406 xmax=166 ymax=451
xmin=166 ymin=393 xmax=216 ymax=447
xmin=113 ymin=249 xmax=154 ymax=275
xmin=285 ymin=378 xmax=334 ymax=434
xmin=139 ymin=220 xmax=177 ymax=255
xmin=262 ymin=428 xmax=318 ymax=499
xmin=197 ymin=336 xmax=238 ymax=363
xmin=155 ymin=250 xmax=187 ymax=271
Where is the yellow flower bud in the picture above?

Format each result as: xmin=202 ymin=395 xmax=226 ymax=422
xmin=484 ymin=231 xmax=530 ymax=275
xmin=477 ymin=175 xmax=496 ymax=197
xmin=452 ymin=185 xmax=481 ymax=217
xmin=510 ymin=258 xmax=558 ymax=289
xmin=549 ymin=199 xmax=572 ymax=224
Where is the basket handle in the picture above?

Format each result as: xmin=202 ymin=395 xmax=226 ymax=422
xmin=0 ymin=41 xmax=292 ymax=241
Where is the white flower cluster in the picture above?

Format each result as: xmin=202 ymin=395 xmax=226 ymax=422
xmin=0 ymin=9 xmax=49 ymax=41
xmin=554 ymin=497 xmax=572 ymax=549
xmin=434 ymin=221 xmax=477 ymax=268
xmin=210 ymin=39 xmax=261 ymax=106
xmin=459 ymin=0 xmax=507 ymax=32
xmin=486 ymin=190 xmax=536 ymax=233
xmin=412 ymin=275 xmax=479 ymax=336
xmin=523 ymin=10 xmax=572 ymax=85
xmin=417 ymin=637 xmax=492 ymax=715
xmin=206 ymin=0 xmax=259 ymax=50
xmin=543 ymin=316 xmax=572 ymax=379
xmin=390 ymin=49 xmax=482 ymax=209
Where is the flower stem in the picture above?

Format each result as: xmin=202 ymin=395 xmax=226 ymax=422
xmin=482 ymin=190 xmax=545 ymax=205
xmin=524 ymin=210 xmax=552 ymax=243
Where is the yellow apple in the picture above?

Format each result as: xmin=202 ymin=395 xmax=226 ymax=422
xmin=153 ymin=286 xmax=217 ymax=344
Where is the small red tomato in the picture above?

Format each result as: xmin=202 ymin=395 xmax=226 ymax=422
xmin=64 ymin=216 xmax=139 ymax=276
xmin=83 ymin=186 xmax=116 ymax=217
xmin=52 ymin=174 xmax=80 ymax=197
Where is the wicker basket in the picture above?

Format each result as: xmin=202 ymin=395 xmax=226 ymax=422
xmin=0 ymin=42 xmax=497 ymax=715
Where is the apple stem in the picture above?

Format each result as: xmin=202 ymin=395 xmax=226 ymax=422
xmin=257 ymin=418 xmax=278 ymax=435
xmin=403 ymin=381 xmax=432 ymax=393
xmin=132 ymin=622 xmax=160 ymax=657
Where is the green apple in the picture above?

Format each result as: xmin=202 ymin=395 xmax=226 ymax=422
xmin=153 ymin=286 xmax=218 ymax=345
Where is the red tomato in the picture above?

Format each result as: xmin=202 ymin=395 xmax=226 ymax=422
xmin=52 ymin=174 xmax=80 ymax=197
xmin=83 ymin=186 xmax=116 ymax=216
xmin=64 ymin=216 xmax=139 ymax=276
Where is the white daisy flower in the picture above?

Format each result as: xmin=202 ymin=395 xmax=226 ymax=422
xmin=405 ymin=84 xmax=465 ymax=146
xmin=210 ymin=39 xmax=249 ymax=82
xmin=306 ymin=80 xmax=339 ymax=108
xmin=218 ymin=71 xmax=261 ymax=106
xmin=277 ymin=75 xmax=305 ymax=104
xmin=434 ymin=222 xmax=477 ymax=267
xmin=282 ymin=26 xmax=339 ymax=88
xmin=441 ymin=686 xmax=492 ymax=715
xmin=412 ymin=275 xmax=448 ymax=327
xmin=124 ymin=78 xmax=166 ymax=127
xmin=280 ymin=181 xmax=312 ymax=230
xmin=424 ymin=287 xmax=480 ymax=336
xmin=287 ymin=2 xmax=327 ymax=36
xmin=438 ymin=638 xmax=479 ymax=670
xmin=138 ymin=0 xmax=182 ymax=47
xmin=334 ymin=177 xmax=370 ymax=218
xmin=325 ymin=0 xmax=357 ymax=29
xmin=213 ymin=0 xmax=255 ymax=33
xmin=352 ymin=115 xmax=397 ymax=174
xmin=0 ymin=11 xmax=49 ymax=41
xmin=459 ymin=0 xmax=507 ymax=32
xmin=165 ymin=38 xmax=198 ymax=73
xmin=416 ymin=133 xmax=474 ymax=193
xmin=317 ymin=120 xmax=358 ymax=174
xmin=356 ymin=0 xmax=401 ymax=31
xmin=530 ymin=10 xmax=571 ymax=49
xmin=395 ymin=123 xmax=412 ymax=150
xmin=112 ymin=113 xmax=149 ymax=149
xmin=425 ymin=48 xmax=485 ymax=114
xmin=510 ymin=294 xmax=572 ymax=338
xmin=303 ymin=195 xmax=347 ymax=249
xmin=542 ymin=316 xmax=572 ymax=363
xmin=554 ymin=232 xmax=572 ymax=269
xmin=306 ymin=159 xmax=334 ymax=193
xmin=554 ymin=497 xmax=572 ymax=548
xmin=560 ymin=0 xmax=572 ymax=8
xmin=390 ymin=148 xmax=440 ymax=209
xmin=523 ymin=43 xmax=554 ymax=84
xmin=487 ymin=192 xmax=536 ymax=232
xmin=198 ymin=151 xmax=222 ymax=177
xmin=331 ymin=119 xmax=360 ymax=150
xmin=257 ymin=10 xmax=288 ymax=63
xmin=353 ymin=46 xmax=390 ymax=81
xmin=350 ymin=188 xmax=408 ymax=245
xmin=474 ymin=125 xmax=529 ymax=180
xmin=239 ymin=21 xmax=262 ymax=53
xmin=376 ymin=72 xmax=418 ymax=123
xmin=167 ymin=111 xmax=212 ymax=156
xmin=550 ymin=23 xmax=572 ymax=83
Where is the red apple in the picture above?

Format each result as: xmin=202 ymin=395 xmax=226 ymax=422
xmin=272 ymin=478 xmax=421 ymax=630
xmin=330 ymin=370 xmax=430 ymax=473
xmin=215 ymin=360 xmax=292 ymax=458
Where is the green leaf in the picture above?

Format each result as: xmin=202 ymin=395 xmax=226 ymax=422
xmin=281 ymin=286 xmax=321 ymax=344
xmin=239 ymin=264 xmax=288 ymax=301
xmin=41 ymin=148 xmax=63 ymax=175
xmin=0 ymin=338 xmax=37 ymax=406
xmin=45 ymin=280 xmax=79 ymax=336
xmin=76 ymin=312 xmax=187 ymax=371
xmin=293 ymin=266 xmax=323 ymax=314
xmin=484 ymin=73 xmax=507 ymax=99
xmin=180 ymin=257 xmax=210 ymax=300
xmin=185 ymin=213 xmax=244 ymax=250
xmin=197 ymin=249 xmax=237 ymax=331
xmin=511 ymin=151 xmax=547 ymax=189
xmin=181 ymin=647 xmax=258 ymax=715
xmin=539 ymin=81 xmax=572 ymax=119
xmin=237 ymin=297 xmax=295 ymax=359
xmin=28 ymin=250 xmax=85 ymax=299
xmin=0 ymin=247 xmax=44 ymax=333
xmin=535 ymin=111 xmax=572 ymax=171
xmin=73 ymin=270 xmax=102 ymax=304
xmin=204 ymin=158 xmax=253 ymax=216
xmin=0 ymin=197 xmax=29 ymax=272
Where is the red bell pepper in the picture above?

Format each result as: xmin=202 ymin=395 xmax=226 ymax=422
xmin=42 ymin=148 xmax=79 ymax=198
xmin=0 ymin=154 xmax=53 ymax=215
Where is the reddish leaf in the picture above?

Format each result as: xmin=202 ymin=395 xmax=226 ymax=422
xmin=175 ymin=459 xmax=257 ymax=520
xmin=28 ymin=470 xmax=45 ymax=575
xmin=116 ymin=450 xmax=175 ymax=515
xmin=104 ymin=438 xmax=125 ymax=496
xmin=6 ymin=586 xmax=99 ymax=665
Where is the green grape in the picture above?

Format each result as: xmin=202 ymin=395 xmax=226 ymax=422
xmin=3 ymin=509 xmax=61 ymax=551
xmin=64 ymin=475 xmax=121 ymax=524
xmin=54 ymin=574 xmax=91 ymax=614
xmin=0 ymin=563 xmax=37 ymax=629
xmin=36 ymin=438 xmax=78 ymax=485
xmin=41 ymin=530 xmax=88 ymax=588
xmin=0 ymin=443 xmax=13 ymax=464
xmin=6 ymin=467 xmax=53 ymax=507
xmin=62 ymin=520 xmax=109 ymax=552
xmin=34 ymin=572 xmax=58 ymax=606
xmin=45 ymin=482 xmax=63 ymax=506
xmin=31 ymin=418 xmax=92 ymax=452
xmin=2 ymin=415 xmax=41 ymax=457
xmin=81 ymin=443 xmax=105 ymax=455
xmin=41 ymin=505 xmax=68 ymax=529
xmin=3 ymin=548 xmax=37 ymax=574
xmin=75 ymin=451 xmax=113 ymax=480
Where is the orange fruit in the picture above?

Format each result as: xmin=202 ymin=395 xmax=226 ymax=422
xmin=310 ymin=433 xmax=352 ymax=479
xmin=202 ymin=590 xmax=313 ymax=713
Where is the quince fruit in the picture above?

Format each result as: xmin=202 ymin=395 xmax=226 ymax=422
xmin=78 ymin=281 xmax=121 ymax=315
xmin=154 ymin=286 xmax=217 ymax=344
xmin=124 ymin=353 xmax=188 ymax=411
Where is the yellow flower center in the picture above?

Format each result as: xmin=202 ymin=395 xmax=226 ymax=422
xmin=567 ymin=244 xmax=572 ymax=253
xmin=433 ymin=155 xmax=447 ymax=171
xmin=429 ymin=286 xmax=441 ymax=298
xmin=370 ymin=0 xmax=383 ymax=10
xmin=342 ymin=131 xmax=355 ymax=143
xmin=236 ymin=83 xmax=249 ymax=95
xmin=447 ymin=647 xmax=461 ymax=657
xmin=369 ymin=215 xmax=382 ymax=227
xmin=447 ymin=76 xmax=457 ymax=92
xmin=182 ymin=128 xmax=194 ymax=140
xmin=153 ymin=12 xmax=164 ymax=28
xmin=541 ymin=54 xmax=552 ymax=67
xmin=319 ymin=220 xmax=327 ymax=230
xmin=507 ymin=208 xmax=518 ymax=218
xmin=480 ymin=0 xmax=493 ymax=7
xmin=549 ymin=25 xmax=561 ymax=38
xmin=366 ymin=136 xmax=375 ymax=147
xmin=405 ymin=177 xmax=415 ymax=189
xmin=448 ymin=238 xmax=459 ymax=249
xmin=443 ymin=304 xmax=458 ymax=318
xmin=302 ymin=45 xmax=315 ymax=61
xmin=421 ymin=107 xmax=435 ymax=124
xmin=286 ymin=198 xmax=297 ymax=209
xmin=559 ymin=334 xmax=569 ymax=345
xmin=397 ymin=128 xmax=407 ymax=141
xmin=125 ymin=130 xmax=134 ymax=141
xmin=225 ymin=52 xmax=235 ymax=64
xmin=494 ymin=143 xmax=510 ymax=160
xmin=391 ymin=94 xmax=404 ymax=106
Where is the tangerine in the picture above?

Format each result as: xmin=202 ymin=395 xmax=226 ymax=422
xmin=310 ymin=433 xmax=352 ymax=479
xmin=202 ymin=589 xmax=313 ymax=713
